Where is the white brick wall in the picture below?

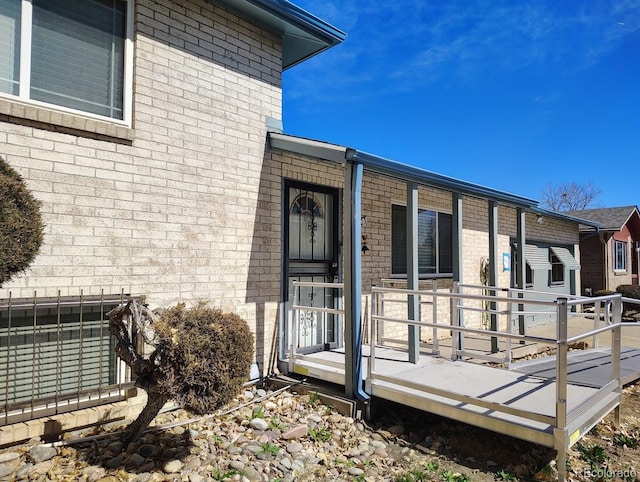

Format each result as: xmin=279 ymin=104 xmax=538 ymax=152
xmin=0 ymin=0 xmax=581 ymax=377
xmin=268 ymin=150 xmax=580 ymax=334
xmin=0 ymin=0 xmax=282 ymax=373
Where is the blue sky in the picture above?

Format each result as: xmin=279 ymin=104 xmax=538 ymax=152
xmin=282 ymin=0 xmax=640 ymax=208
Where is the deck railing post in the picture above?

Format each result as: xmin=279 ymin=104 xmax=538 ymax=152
xmin=367 ymin=288 xmax=377 ymax=393
xmin=98 ymin=289 xmax=104 ymax=400
xmin=555 ymin=297 xmax=569 ymax=482
xmin=78 ymin=289 xmax=85 ymax=409
xmin=55 ymin=290 xmax=62 ymax=411
xmin=30 ymin=291 xmax=37 ymax=420
xmin=289 ymin=282 xmax=299 ymax=375
xmin=432 ymin=280 xmax=439 ymax=356
xmin=505 ymin=290 xmax=513 ymax=366
xmin=612 ymin=295 xmax=622 ymax=428
xmin=593 ymin=300 xmax=601 ymax=348
xmin=375 ymin=285 xmax=383 ymax=345
xmin=451 ymin=282 xmax=464 ymax=359
xmin=450 ymin=282 xmax=457 ymax=360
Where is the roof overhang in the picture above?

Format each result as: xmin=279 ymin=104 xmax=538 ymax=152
xmin=269 ymin=132 xmax=354 ymax=163
xmin=269 ymin=133 xmax=540 ymax=208
xmin=268 ymin=133 xmax=606 ymax=230
xmin=532 ymin=207 xmax=601 ymax=230
xmin=213 ymin=0 xmax=346 ymax=69
xmin=351 ymin=150 xmax=537 ymax=208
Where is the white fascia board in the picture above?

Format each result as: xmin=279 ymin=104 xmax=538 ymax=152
xmin=268 ymin=132 xmax=352 ymax=164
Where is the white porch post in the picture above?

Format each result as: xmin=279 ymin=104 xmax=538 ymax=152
xmin=343 ymin=160 xmax=369 ymax=402
xmin=516 ymin=207 xmax=526 ymax=336
xmin=452 ymin=193 xmax=463 ymax=282
xmin=407 ymin=182 xmax=420 ymax=364
xmin=452 ymin=193 xmax=463 ymax=355
xmin=489 ymin=200 xmax=498 ymax=352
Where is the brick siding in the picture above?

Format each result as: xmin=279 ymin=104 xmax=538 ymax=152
xmin=0 ymin=0 xmax=282 ymax=374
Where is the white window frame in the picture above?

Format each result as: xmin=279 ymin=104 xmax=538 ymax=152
xmin=511 ymin=250 xmax=535 ymax=288
xmin=1 ymin=0 xmax=134 ymax=126
xmin=614 ymin=240 xmax=627 ymax=272
xmin=549 ymin=251 xmax=565 ymax=285
xmin=390 ymin=203 xmax=453 ymax=278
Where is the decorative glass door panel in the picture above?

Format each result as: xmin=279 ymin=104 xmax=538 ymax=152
xmin=284 ymin=182 xmax=340 ymax=355
xmin=287 ymin=276 xmax=337 ymax=349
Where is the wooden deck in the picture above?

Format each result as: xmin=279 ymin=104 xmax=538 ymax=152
xmin=289 ymin=344 xmax=639 ymax=449
xmin=288 ymin=283 xmax=640 ymax=480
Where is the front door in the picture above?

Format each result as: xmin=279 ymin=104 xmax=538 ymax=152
xmin=283 ymin=181 xmax=340 ymax=355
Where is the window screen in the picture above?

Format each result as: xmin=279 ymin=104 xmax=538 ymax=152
xmin=391 ymin=204 xmax=453 ymax=276
xmin=0 ymin=0 xmax=21 ymax=95
xmin=30 ymin=0 xmax=126 ymax=118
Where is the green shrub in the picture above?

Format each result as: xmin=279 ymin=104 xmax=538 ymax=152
xmin=594 ymin=290 xmax=616 ymax=297
xmin=110 ymin=300 xmax=254 ymax=441
xmin=153 ymin=303 xmax=254 ymax=415
xmin=0 ymin=156 xmax=44 ymax=286
xmin=617 ymin=285 xmax=640 ymax=300
xmin=616 ymin=285 xmax=640 ymax=314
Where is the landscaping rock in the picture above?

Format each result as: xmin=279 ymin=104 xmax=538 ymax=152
xmin=29 ymin=445 xmax=58 ymax=463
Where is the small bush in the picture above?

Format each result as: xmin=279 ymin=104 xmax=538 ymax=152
xmin=616 ymin=285 xmax=640 ymax=314
xmin=617 ymin=285 xmax=640 ymax=300
xmin=152 ymin=303 xmax=254 ymax=415
xmin=0 ymin=156 xmax=44 ymax=286
xmin=594 ymin=290 xmax=616 ymax=297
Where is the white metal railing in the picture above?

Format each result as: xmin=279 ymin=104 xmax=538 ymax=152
xmin=369 ymin=285 xmax=625 ymax=482
xmin=287 ymin=279 xmax=637 ymax=482
xmin=371 ymin=283 xmax=560 ymax=364
xmin=377 ymin=278 xmax=441 ymax=351
xmin=457 ymin=283 xmax=640 ymax=349
xmin=288 ymin=281 xmax=344 ymax=374
xmin=1 ymin=289 xmax=139 ymax=426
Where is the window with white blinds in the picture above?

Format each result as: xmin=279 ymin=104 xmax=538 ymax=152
xmin=0 ymin=0 xmax=20 ymax=95
xmin=0 ymin=0 xmax=131 ymax=122
xmin=391 ymin=204 xmax=453 ymax=276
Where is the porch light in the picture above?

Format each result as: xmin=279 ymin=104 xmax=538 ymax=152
xmin=362 ymin=235 xmax=370 ymax=253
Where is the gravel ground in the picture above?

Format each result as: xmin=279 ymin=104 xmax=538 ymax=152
xmin=1 ymin=380 xmax=639 ymax=481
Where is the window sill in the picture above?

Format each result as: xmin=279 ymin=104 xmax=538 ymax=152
xmin=0 ymin=97 xmax=134 ymax=144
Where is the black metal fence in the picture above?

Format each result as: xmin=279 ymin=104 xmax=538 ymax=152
xmin=0 ymin=290 xmax=138 ymax=426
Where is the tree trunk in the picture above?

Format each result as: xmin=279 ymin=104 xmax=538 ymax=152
xmin=124 ymin=389 xmax=170 ymax=443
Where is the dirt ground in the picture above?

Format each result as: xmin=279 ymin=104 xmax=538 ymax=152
xmin=361 ymin=312 xmax=640 ymax=481
xmin=367 ymin=374 xmax=640 ymax=481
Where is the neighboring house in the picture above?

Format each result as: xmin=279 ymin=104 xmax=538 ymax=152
xmin=566 ymin=206 xmax=640 ymax=293
xmin=0 ymin=0 xmax=596 ymax=444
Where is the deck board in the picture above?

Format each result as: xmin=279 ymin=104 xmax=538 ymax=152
xmin=290 ymin=344 xmax=627 ymax=448
xmin=511 ymin=347 xmax=640 ymax=387
xmin=295 ymin=347 xmax=600 ymax=418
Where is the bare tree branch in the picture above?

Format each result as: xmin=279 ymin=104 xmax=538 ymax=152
xmin=539 ymin=181 xmax=602 ymax=211
xmin=108 ymin=300 xmax=254 ymax=442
